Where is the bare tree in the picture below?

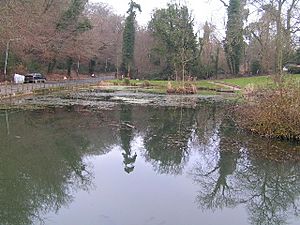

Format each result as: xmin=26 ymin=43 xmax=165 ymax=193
xmin=248 ymin=0 xmax=300 ymax=76
xmin=134 ymin=27 xmax=160 ymax=78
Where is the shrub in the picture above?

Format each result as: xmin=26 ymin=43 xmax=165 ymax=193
xmin=142 ymin=80 xmax=151 ymax=87
xmin=235 ymin=80 xmax=300 ymax=141
xmin=288 ymin=65 xmax=300 ymax=74
xmin=167 ymin=81 xmax=175 ymax=94
xmin=123 ymin=78 xmax=130 ymax=86
xmin=183 ymin=83 xmax=197 ymax=94
xmin=167 ymin=82 xmax=197 ymax=94
xmin=250 ymin=60 xmax=262 ymax=75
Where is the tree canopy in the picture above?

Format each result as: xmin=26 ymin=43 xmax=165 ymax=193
xmin=149 ymin=2 xmax=197 ymax=81
xmin=224 ymin=0 xmax=246 ymax=75
xmin=121 ymin=0 xmax=141 ymax=77
xmin=1 ymin=0 xmax=300 ymax=80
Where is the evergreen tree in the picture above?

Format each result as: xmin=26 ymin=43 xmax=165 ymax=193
xmin=149 ymin=2 xmax=197 ymax=81
xmin=121 ymin=1 xmax=141 ymax=77
xmin=224 ymin=0 xmax=245 ymax=75
xmin=56 ymin=0 xmax=91 ymax=31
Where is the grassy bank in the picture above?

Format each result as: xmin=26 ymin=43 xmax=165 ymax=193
xmin=106 ymin=74 xmax=300 ymax=95
xmin=235 ymin=82 xmax=300 ymax=141
xmin=233 ymin=76 xmax=300 ymax=141
xmin=219 ymin=74 xmax=300 ymax=88
xmin=105 ymin=79 xmax=234 ymax=95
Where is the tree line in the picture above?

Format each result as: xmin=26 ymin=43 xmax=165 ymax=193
xmin=1 ymin=0 xmax=300 ymax=81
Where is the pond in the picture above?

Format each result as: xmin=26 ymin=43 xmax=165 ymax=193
xmin=0 ymin=92 xmax=300 ymax=225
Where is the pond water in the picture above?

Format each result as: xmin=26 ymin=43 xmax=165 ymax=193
xmin=0 ymin=94 xmax=300 ymax=225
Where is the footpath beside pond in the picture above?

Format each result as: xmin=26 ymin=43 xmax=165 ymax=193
xmin=0 ymin=76 xmax=113 ymax=101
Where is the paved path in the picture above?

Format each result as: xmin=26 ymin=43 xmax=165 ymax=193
xmin=208 ymin=81 xmax=241 ymax=91
xmin=0 ymin=76 xmax=113 ymax=100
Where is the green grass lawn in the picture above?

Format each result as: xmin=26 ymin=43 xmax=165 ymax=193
xmin=220 ymin=76 xmax=272 ymax=88
xmin=217 ymin=74 xmax=300 ymax=88
xmin=108 ymin=79 xmax=227 ymax=90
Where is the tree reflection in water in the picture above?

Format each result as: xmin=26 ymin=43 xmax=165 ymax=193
xmin=0 ymin=103 xmax=299 ymax=225
xmin=141 ymin=102 xmax=224 ymax=176
xmin=142 ymin=107 xmax=195 ymax=175
xmin=119 ymin=105 xmax=137 ymax=174
xmin=118 ymin=103 xmax=299 ymax=225
xmin=0 ymin=108 xmax=102 ymax=225
xmin=191 ymin=117 xmax=300 ymax=225
xmin=195 ymin=117 xmax=241 ymax=208
xmin=237 ymin=157 xmax=300 ymax=225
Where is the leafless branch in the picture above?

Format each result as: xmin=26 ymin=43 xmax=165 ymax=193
xmin=218 ymin=0 xmax=229 ymax=7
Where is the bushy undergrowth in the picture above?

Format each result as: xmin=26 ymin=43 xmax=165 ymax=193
xmin=123 ymin=78 xmax=131 ymax=85
xmin=167 ymin=82 xmax=197 ymax=94
xmin=236 ymin=80 xmax=300 ymax=141
xmin=142 ymin=80 xmax=151 ymax=87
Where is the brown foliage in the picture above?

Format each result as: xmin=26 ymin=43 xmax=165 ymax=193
xmin=134 ymin=28 xmax=159 ymax=77
xmin=0 ymin=1 xmax=124 ymax=76
xmin=167 ymin=82 xmax=197 ymax=94
xmin=236 ymin=81 xmax=300 ymax=141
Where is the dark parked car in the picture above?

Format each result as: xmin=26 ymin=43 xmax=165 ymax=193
xmin=24 ymin=73 xmax=46 ymax=83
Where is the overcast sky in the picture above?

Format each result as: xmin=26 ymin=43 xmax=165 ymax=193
xmin=90 ymin=0 xmax=227 ymax=36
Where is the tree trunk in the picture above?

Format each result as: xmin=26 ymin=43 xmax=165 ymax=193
xmin=215 ymin=46 xmax=220 ymax=78
xmin=182 ymin=63 xmax=186 ymax=84
xmin=76 ymin=56 xmax=80 ymax=77
xmin=174 ymin=63 xmax=178 ymax=81
xmin=67 ymin=57 xmax=73 ymax=78
xmin=275 ymin=2 xmax=283 ymax=78
xmin=127 ymin=64 xmax=131 ymax=78
xmin=116 ymin=55 xmax=119 ymax=77
xmin=47 ymin=58 xmax=56 ymax=74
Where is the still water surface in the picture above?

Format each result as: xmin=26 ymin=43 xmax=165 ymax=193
xmin=0 ymin=101 xmax=299 ymax=225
